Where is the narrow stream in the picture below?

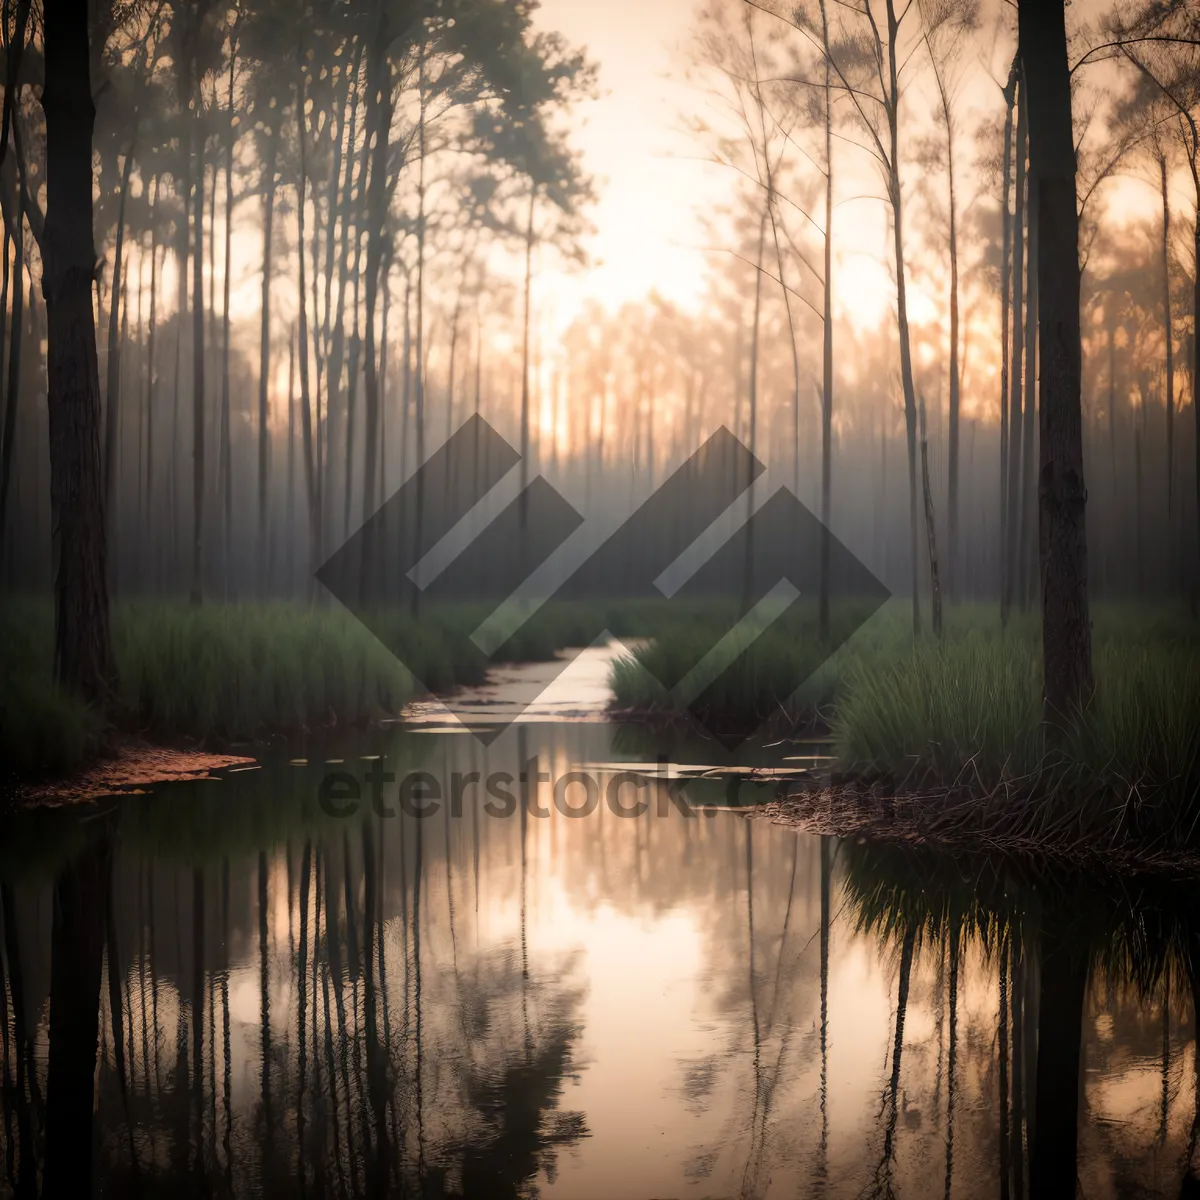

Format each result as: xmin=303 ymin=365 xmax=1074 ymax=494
xmin=0 ymin=646 xmax=1196 ymax=1196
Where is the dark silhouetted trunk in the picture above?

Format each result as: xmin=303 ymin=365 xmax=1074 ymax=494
xmin=379 ymin=250 xmax=390 ymax=500
xmin=1003 ymin=82 xmax=1026 ymax=624
xmin=0 ymin=189 xmax=23 ymax=546
xmin=1194 ymin=212 xmax=1200 ymax=591
xmin=144 ymin=181 xmax=159 ymax=554
xmin=886 ymin=0 xmax=921 ymax=636
xmin=190 ymin=60 xmax=206 ymax=605
xmin=742 ymin=204 xmax=767 ymax=610
xmin=360 ymin=17 xmax=391 ymax=536
xmin=285 ymin=325 xmax=295 ymax=589
xmin=445 ymin=282 xmax=464 ymax=447
xmin=1019 ymin=185 xmax=1039 ymax=609
xmin=41 ymin=0 xmax=116 ymax=702
xmin=1019 ymin=0 xmax=1093 ymax=723
xmin=999 ymin=61 xmax=1017 ymax=617
xmin=401 ymin=271 xmax=412 ymax=478
xmin=258 ymin=128 xmax=278 ymax=579
xmin=220 ymin=35 xmax=237 ymax=592
xmin=920 ymin=394 xmax=943 ymax=636
xmin=104 ymin=143 xmax=135 ymax=557
xmin=520 ymin=184 xmax=536 ymax=512
xmin=942 ymin=71 xmax=961 ymax=599
xmin=0 ymin=204 xmax=7 ymax=392
xmin=296 ymin=64 xmax=319 ymax=585
xmin=1161 ymin=154 xmax=1175 ymax=522
xmin=819 ymin=1 xmax=833 ymax=637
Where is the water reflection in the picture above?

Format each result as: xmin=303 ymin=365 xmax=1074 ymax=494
xmin=2 ymin=722 xmax=1200 ymax=1197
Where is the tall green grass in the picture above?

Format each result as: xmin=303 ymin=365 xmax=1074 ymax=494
xmin=0 ymin=595 xmax=698 ymax=781
xmin=610 ymin=599 xmax=1200 ymax=803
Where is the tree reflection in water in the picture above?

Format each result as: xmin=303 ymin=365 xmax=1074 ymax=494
xmin=0 ymin=782 xmax=589 ymax=1197
xmin=3 ymin=729 xmax=1200 ymax=1196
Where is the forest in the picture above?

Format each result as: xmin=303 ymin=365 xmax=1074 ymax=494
xmin=0 ymin=0 xmax=1197 ymax=813
xmin=5 ymin=2 xmax=1200 ymax=1197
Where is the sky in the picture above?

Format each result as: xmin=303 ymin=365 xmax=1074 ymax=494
xmin=527 ymin=0 xmax=1174 ymax=349
xmin=533 ymin=0 xmax=719 ymax=321
xmin=527 ymin=0 xmax=994 ymax=343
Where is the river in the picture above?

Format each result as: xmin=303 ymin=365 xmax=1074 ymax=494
xmin=0 ymin=644 xmax=1197 ymax=1197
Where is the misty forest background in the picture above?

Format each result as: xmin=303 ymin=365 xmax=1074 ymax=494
xmin=0 ymin=0 xmax=1199 ymax=667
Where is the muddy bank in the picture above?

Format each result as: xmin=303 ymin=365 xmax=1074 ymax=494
xmin=10 ymin=743 xmax=257 ymax=806
xmin=761 ymin=782 xmax=1200 ymax=877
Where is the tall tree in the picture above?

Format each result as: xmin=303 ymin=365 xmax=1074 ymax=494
xmin=1098 ymin=1 xmax=1200 ymax=592
xmin=921 ymin=0 xmax=978 ymax=600
xmin=1003 ymin=76 xmax=1028 ymax=624
xmin=40 ymin=0 xmax=117 ymax=701
xmin=1018 ymin=0 xmax=1093 ymax=722
xmin=219 ymin=9 xmax=240 ymax=591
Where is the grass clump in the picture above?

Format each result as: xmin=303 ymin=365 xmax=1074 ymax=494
xmin=0 ymin=595 xmax=697 ymax=781
xmin=115 ymin=601 xmax=418 ymax=739
xmin=1 ymin=598 xmax=506 ymax=779
xmin=830 ymin=631 xmax=1043 ymax=781
xmin=0 ymin=601 xmax=103 ymax=780
xmin=611 ymin=599 xmax=1200 ymax=808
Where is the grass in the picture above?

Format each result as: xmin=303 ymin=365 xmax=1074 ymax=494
xmin=610 ymin=599 xmax=1200 ymax=810
xmin=1 ymin=595 xmax=674 ymax=783
xmin=0 ymin=594 xmax=707 ymax=782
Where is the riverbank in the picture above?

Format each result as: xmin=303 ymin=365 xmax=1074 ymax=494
xmin=0 ymin=597 xmax=670 ymax=783
xmin=609 ymin=601 xmax=1200 ymax=822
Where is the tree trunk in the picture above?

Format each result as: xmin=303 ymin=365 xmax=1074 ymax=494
xmin=343 ymin=264 xmax=360 ymax=538
xmin=1003 ymin=83 xmax=1027 ymax=624
xmin=819 ymin=0 xmax=833 ymax=639
xmin=944 ymin=78 xmax=961 ymax=601
xmin=257 ymin=129 xmax=278 ymax=586
xmin=103 ymin=143 xmax=135 ymax=579
xmin=296 ymin=67 xmax=319 ymax=587
xmin=220 ymin=36 xmax=236 ymax=595
xmin=144 ymin=182 xmax=159 ymax=561
xmin=286 ymin=323 xmax=296 ymax=590
xmin=520 ymin=184 xmax=535 ymax=512
xmin=1194 ymin=212 xmax=1200 ymax=596
xmin=190 ymin=62 xmax=206 ymax=605
xmin=1018 ymin=0 xmax=1093 ymax=724
xmin=743 ymin=204 xmax=767 ymax=610
xmin=0 ymin=196 xmax=9 ymax=429
xmin=1161 ymin=154 xmax=1175 ymax=523
xmin=1019 ymin=184 xmax=1039 ymax=609
xmin=379 ymin=249 xmax=390 ymax=505
xmin=445 ymin=282 xmax=463 ymax=449
xmin=0 ymin=189 xmax=23 ymax=548
xmin=920 ymin=394 xmax=943 ymax=637
xmin=41 ymin=0 xmax=117 ymax=701
xmin=360 ymin=18 xmax=390 ymax=534
xmin=323 ymin=55 xmax=362 ymax=549
xmin=886 ymin=0 xmax=921 ymax=636
xmin=401 ymin=270 xmax=411 ymax=480
xmin=999 ymin=61 xmax=1017 ymax=615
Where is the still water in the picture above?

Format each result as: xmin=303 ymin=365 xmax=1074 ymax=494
xmin=1 ymin=650 xmax=1199 ymax=1197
